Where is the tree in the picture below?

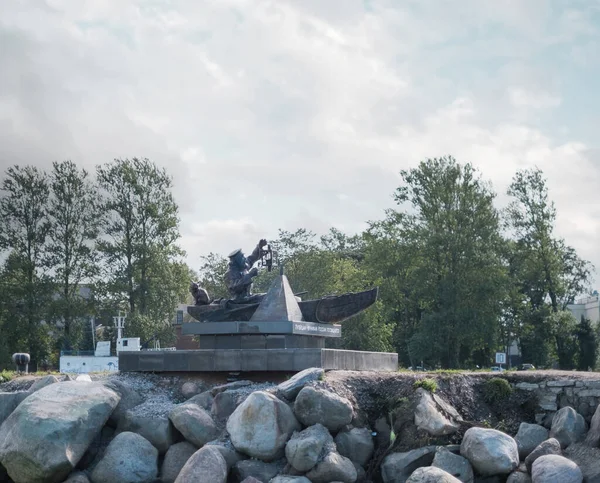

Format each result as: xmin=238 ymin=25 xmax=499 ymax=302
xmin=196 ymin=253 xmax=229 ymax=301
xmin=577 ymin=315 xmax=597 ymax=371
xmin=0 ymin=166 xmax=51 ymax=367
xmin=46 ymin=160 xmax=101 ymax=350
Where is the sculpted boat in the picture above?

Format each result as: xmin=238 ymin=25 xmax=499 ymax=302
xmin=187 ymin=287 xmax=378 ymax=324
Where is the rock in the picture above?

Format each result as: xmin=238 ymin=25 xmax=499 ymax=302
xmin=414 ymin=389 xmax=460 ymax=436
xmin=294 ymin=386 xmax=353 ymax=432
xmin=286 ymin=423 xmax=335 ymax=472
xmin=460 ymin=427 xmax=519 ymax=477
xmin=0 ymin=381 xmax=120 ymax=483
xmin=277 ymin=368 xmax=324 ymax=400
xmin=209 ymin=444 xmax=245 ymax=470
xmin=584 ymin=402 xmax=600 ymax=446
xmin=305 ymin=451 xmax=357 ymax=483
xmin=181 ymin=381 xmax=206 ymax=399
xmin=241 ymin=478 xmax=263 ymax=483
xmin=161 ymin=442 xmax=198 ymax=483
xmin=210 ymin=380 xmax=252 ymax=396
xmin=564 ymin=443 xmax=600 ymax=482
xmin=233 ymin=459 xmax=283 ymax=483
xmin=381 ymin=447 xmax=436 ymax=483
xmin=169 ymin=403 xmax=219 ymax=448
xmin=90 ymin=431 xmax=158 ymax=483
xmin=335 ymin=427 xmax=374 ymax=467
xmin=116 ymin=411 xmax=177 ymax=454
xmin=270 ymin=477 xmax=311 ymax=483
xmin=353 ymin=462 xmax=366 ymax=482
xmin=0 ymin=391 xmax=28 ymax=426
xmin=514 ymin=423 xmax=549 ymax=459
xmin=524 ymin=438 xmax=562 ymax=473
xmin=432 ymin=446 xmax=474 ymax=483
xmin=507 ymin=472 xmax=531 ymax=483
xmin=101 ymin=379 xmax=144 ymax=427
xmin=64 ymin=471 xmax=91 ymax=483
xmin=531 ymin=454 xmax=583 ymax=483
xmin=187 ymin=391 xmax=214 ymax=411
xmin=550 ymin=407 xmax=587 ymax=448
xmin=76 ymin=425 xmax=114 ymax=470
xmin=175 ymin=446 xmax=228 ymax=483
xmin=211 ymin=390 xmax=240 ymax=420
xmin=406 ymin=467 xmax=462 ymax=483
xmin=27 ymin=375 xmax=59 ymax=393
xmin=75 ymin=374 xmax=92 ymax=382
xmin=227 ymin=391 xmax=301 ymax=461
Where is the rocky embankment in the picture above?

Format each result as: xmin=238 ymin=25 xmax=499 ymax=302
xmin=1 ymin=370 xmax=600 ymax=482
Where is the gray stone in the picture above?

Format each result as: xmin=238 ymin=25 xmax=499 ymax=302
xmin=406 ymin=467 xmax=461 ymax=483
xmin=277 ymin=368 xmax=324 ymax=400
xmin=270 ymin=477 xmax=311 ymax=483
xmin=286 ymin=423 xmax=334 ymax=472
xmin=76 ymin=425 xmax=115 ymax=471
xmin=175 ymin=446 xmax=227 ymax=483
xmin=233 ymin=459 xmax=283 ymax=483
xmin=90 ymin=431 xmax=158 ymax=483
xmin=381 ymin=447 xmax=436 ymax=483
xmin=0 ymin=381 xmax=120 ymax=483
xmin=209 ymin=444 xmax=245 ymax=470
xmin=161 ymin=442 xmax=197 ymax=483
xmin=294 ymin=386 xmax=353 ymax=431
xmin=27 ymin=375 xmax=59 ymax=393
xmin=64 ymin=472 xmax=91 ymax=483
xmin=305 ymin=451 xmax=357 ymax=483
xmin=432 ymin=446 xmax=474 ymax=483
xmin=75 ymin=374 xmax=92 ymax=382
xmin=353 ymin=462 xmax=366 ymax=482
xmin=516 ymin=383 xmax=539 ymax=391
xmin=227 ymin=391 xmax=301 ymax=461
xmin=547 ymin=380 xmax=576 ymax=387
xmin=584 ymin=402 xmax=600 ymax=446
xmin=460 ymin=427 xmax=519 ymax=477
xmin=211 ymin=380 xmax=252 ymax=396
xmin=211 ymin=390 xmax=240 ymax=420
xmin=0 ymin=391 xmax=28 ymax=427
xmin=335 ymin=427 xmax=374 ymax=468
xmin=564 ymin=443 xmax=600 ymax=483
xmin=181 ymin=381 xmax=206 ymax=399
xmin=514 ymin=423 xmax=549 ymax=459
xmin=169 ymin=403 xmax=219 ymax=448
xmin=550 ymin=407 xmax=587 ymax=448
xmin=187 ymin=391 xmax=213 ymax=411
xmin=241 ymin=478 xmax=262 ymax=483
xmin=506 ymin=472 xmax=531 ymax=483
xmin=116 ymin=411 xmax=177 ymax=454
xmin=414 ymin=389 xmax=460 ymax=436
xmin=531 ymin=454 xmax=582 ymax=483
xmin=524 ymin=438 xmax=562 ymax=473
xmin=102 ymin=379 xmax=144 ymax=427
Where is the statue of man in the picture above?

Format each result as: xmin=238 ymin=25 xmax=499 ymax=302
xmin=224 ymin=239 xmax=268 ymax=302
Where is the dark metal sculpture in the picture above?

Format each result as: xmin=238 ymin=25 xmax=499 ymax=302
xmin=223 ymin=239 xmax=268 ymax=302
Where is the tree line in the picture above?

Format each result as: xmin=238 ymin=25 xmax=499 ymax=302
xmin=0 ymin=156 xmax=596 ymax=371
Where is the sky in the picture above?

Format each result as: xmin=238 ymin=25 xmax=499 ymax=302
xmin=1 ymin=1 xmax=600 ymax=289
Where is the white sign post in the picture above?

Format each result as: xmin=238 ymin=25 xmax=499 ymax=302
xmin=495 ymin=352 xmax=506 ymax=366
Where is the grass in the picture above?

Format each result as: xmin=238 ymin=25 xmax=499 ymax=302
xmin=413 ymin=378 xmax=438 ymax=393
xmin=0 ymin=370 xmax=16 ymax=383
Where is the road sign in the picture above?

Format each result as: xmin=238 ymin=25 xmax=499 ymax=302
xmin=495 ymin=352 xmax=506 ymax=364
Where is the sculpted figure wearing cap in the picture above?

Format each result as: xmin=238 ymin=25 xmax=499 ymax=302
xmin=224 ymin=239 xmax=268 ymax=302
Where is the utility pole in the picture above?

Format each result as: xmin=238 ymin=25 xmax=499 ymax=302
xmin=90 ymin=317 xmax=96 ymax=350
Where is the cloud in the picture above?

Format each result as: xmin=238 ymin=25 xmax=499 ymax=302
xmin=1 ymin=0 xmax=599 ymax=286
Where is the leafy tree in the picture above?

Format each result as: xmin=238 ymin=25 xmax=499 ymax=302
xmin=0 ymin=166 xmax=54 ymax=368
xmin=46 ymin=160 xmax=101 ymax=350
xmin=196 ymin=253 xmax=229 ymax=301
xmin=577 ymin=315 xmax=597 ymax=371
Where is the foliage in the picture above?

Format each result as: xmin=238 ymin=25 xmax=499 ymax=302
xmin=577 ymin=316 xmax=597 ymax=371
xmin=483 ymin=377 xmax=513 ymax=403
xmin=0 ymin=370 xmax=15 ymax=383
xmin=413 ymin=378 xmax=437 ymax=393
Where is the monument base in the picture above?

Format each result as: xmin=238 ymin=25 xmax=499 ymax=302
xmin=118 ymin=348 xmax=398 ymax=373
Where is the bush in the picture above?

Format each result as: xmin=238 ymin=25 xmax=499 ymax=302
xmin=0 ymin=370 xmax=15 ymax=383
xmin=413 ymin=378 xmax=437 ymax=393
xmin=483 ymin=377 xmax=513 ymax=403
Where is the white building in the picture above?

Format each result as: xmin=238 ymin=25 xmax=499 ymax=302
xmin=567 ymin=291 xmax=600 ymax=325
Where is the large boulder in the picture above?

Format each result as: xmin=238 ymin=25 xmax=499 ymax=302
xmin=187 ymin=391 xmax=214 ymax=411
xmin=116 ymin=411 xmax=178 ymax=454
xmin=101 ymin=379 xmax=144 ymax=427
xmin=584 ymin=403 xmax=600 ymax=446
xmin=233 ymin=459 xmax=284 ymax=483
xmin=181 ymin=381 xmax=207 ymax=399
xmin=211 ymin=390 xmax=241 ymax=420
xmin=531 ymin=454 xmax=583 ymax=483
xmin=381 ymin=447 xmax=436 ymax=483
xmin=0 ymin=391 xmax=28 ymax=426
xmin=524 ymin=438 xmax=562 ymax=473
xmin=90 ymin=431 xmax=158 ymax=483
xmin=27 ymin=375 xmax=60 ymax=394
xmin=335 ymin=427 xmax=374 ymax=467
xmin=432 ymin=446 xmax=474 ymax=483
xmin=414 ymin=389 xmax=461 ymax=437
xmin=507 ymin=472 xmax=532 ymax=483
xmin=161 ymin=442 xmax=198 ymax=483
xmin=564 ymin=443 xmax=600 ymax=483
xmin=208 ymin=444 xmax=246 ymax=470
xmin=305 ymin=451 xmax=357 ymax=483
xmin=227 ymin=391 xmax=301 ymax=461
xmin=64 ymin=472 xmax=91 ymax=483
xmin=270 ymin=477 xmax=311 ymax=483
xmin=175 ymin=446 xmax=228 ymax=483
xmin=286 ymin=423 xmax=335 ymax=472
xmin=277 ymin=368 xmax=324 ymax=400
xmin=550 ymin=407 xmax=587 ymax=449
xmin=514 ymin=423 xmax=548 ymax=460
xmin=406 ymin=467 xmax=462 ymax=483
xmin=294 ymin=386 xmax=353 ymax=432
xmin=169 ymin=403 xmax=219 ymax=448
xmin=460 ymin=427 xmax=519 ymax=477
xmin=0 ymin=381 xmax=120 ymax=483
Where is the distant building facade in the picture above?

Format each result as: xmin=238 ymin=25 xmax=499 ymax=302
xmin=567 ymin=291 xmax=600 ymax=325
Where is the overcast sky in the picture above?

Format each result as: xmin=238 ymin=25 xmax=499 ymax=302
xmin=1 ymin=1 xmax=599 ymax=288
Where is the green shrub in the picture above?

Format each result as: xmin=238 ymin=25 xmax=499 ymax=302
xmin=483 ymin=377 xmax=512 ymax=403
xmin=413 ymin=378 xmax=437 ymax=393
xmin=0 ymin=370 xmax=15 ymax=383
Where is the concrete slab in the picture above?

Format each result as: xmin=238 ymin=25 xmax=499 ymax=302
xmin=119 ymin=348 xmax=398 ymax=372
